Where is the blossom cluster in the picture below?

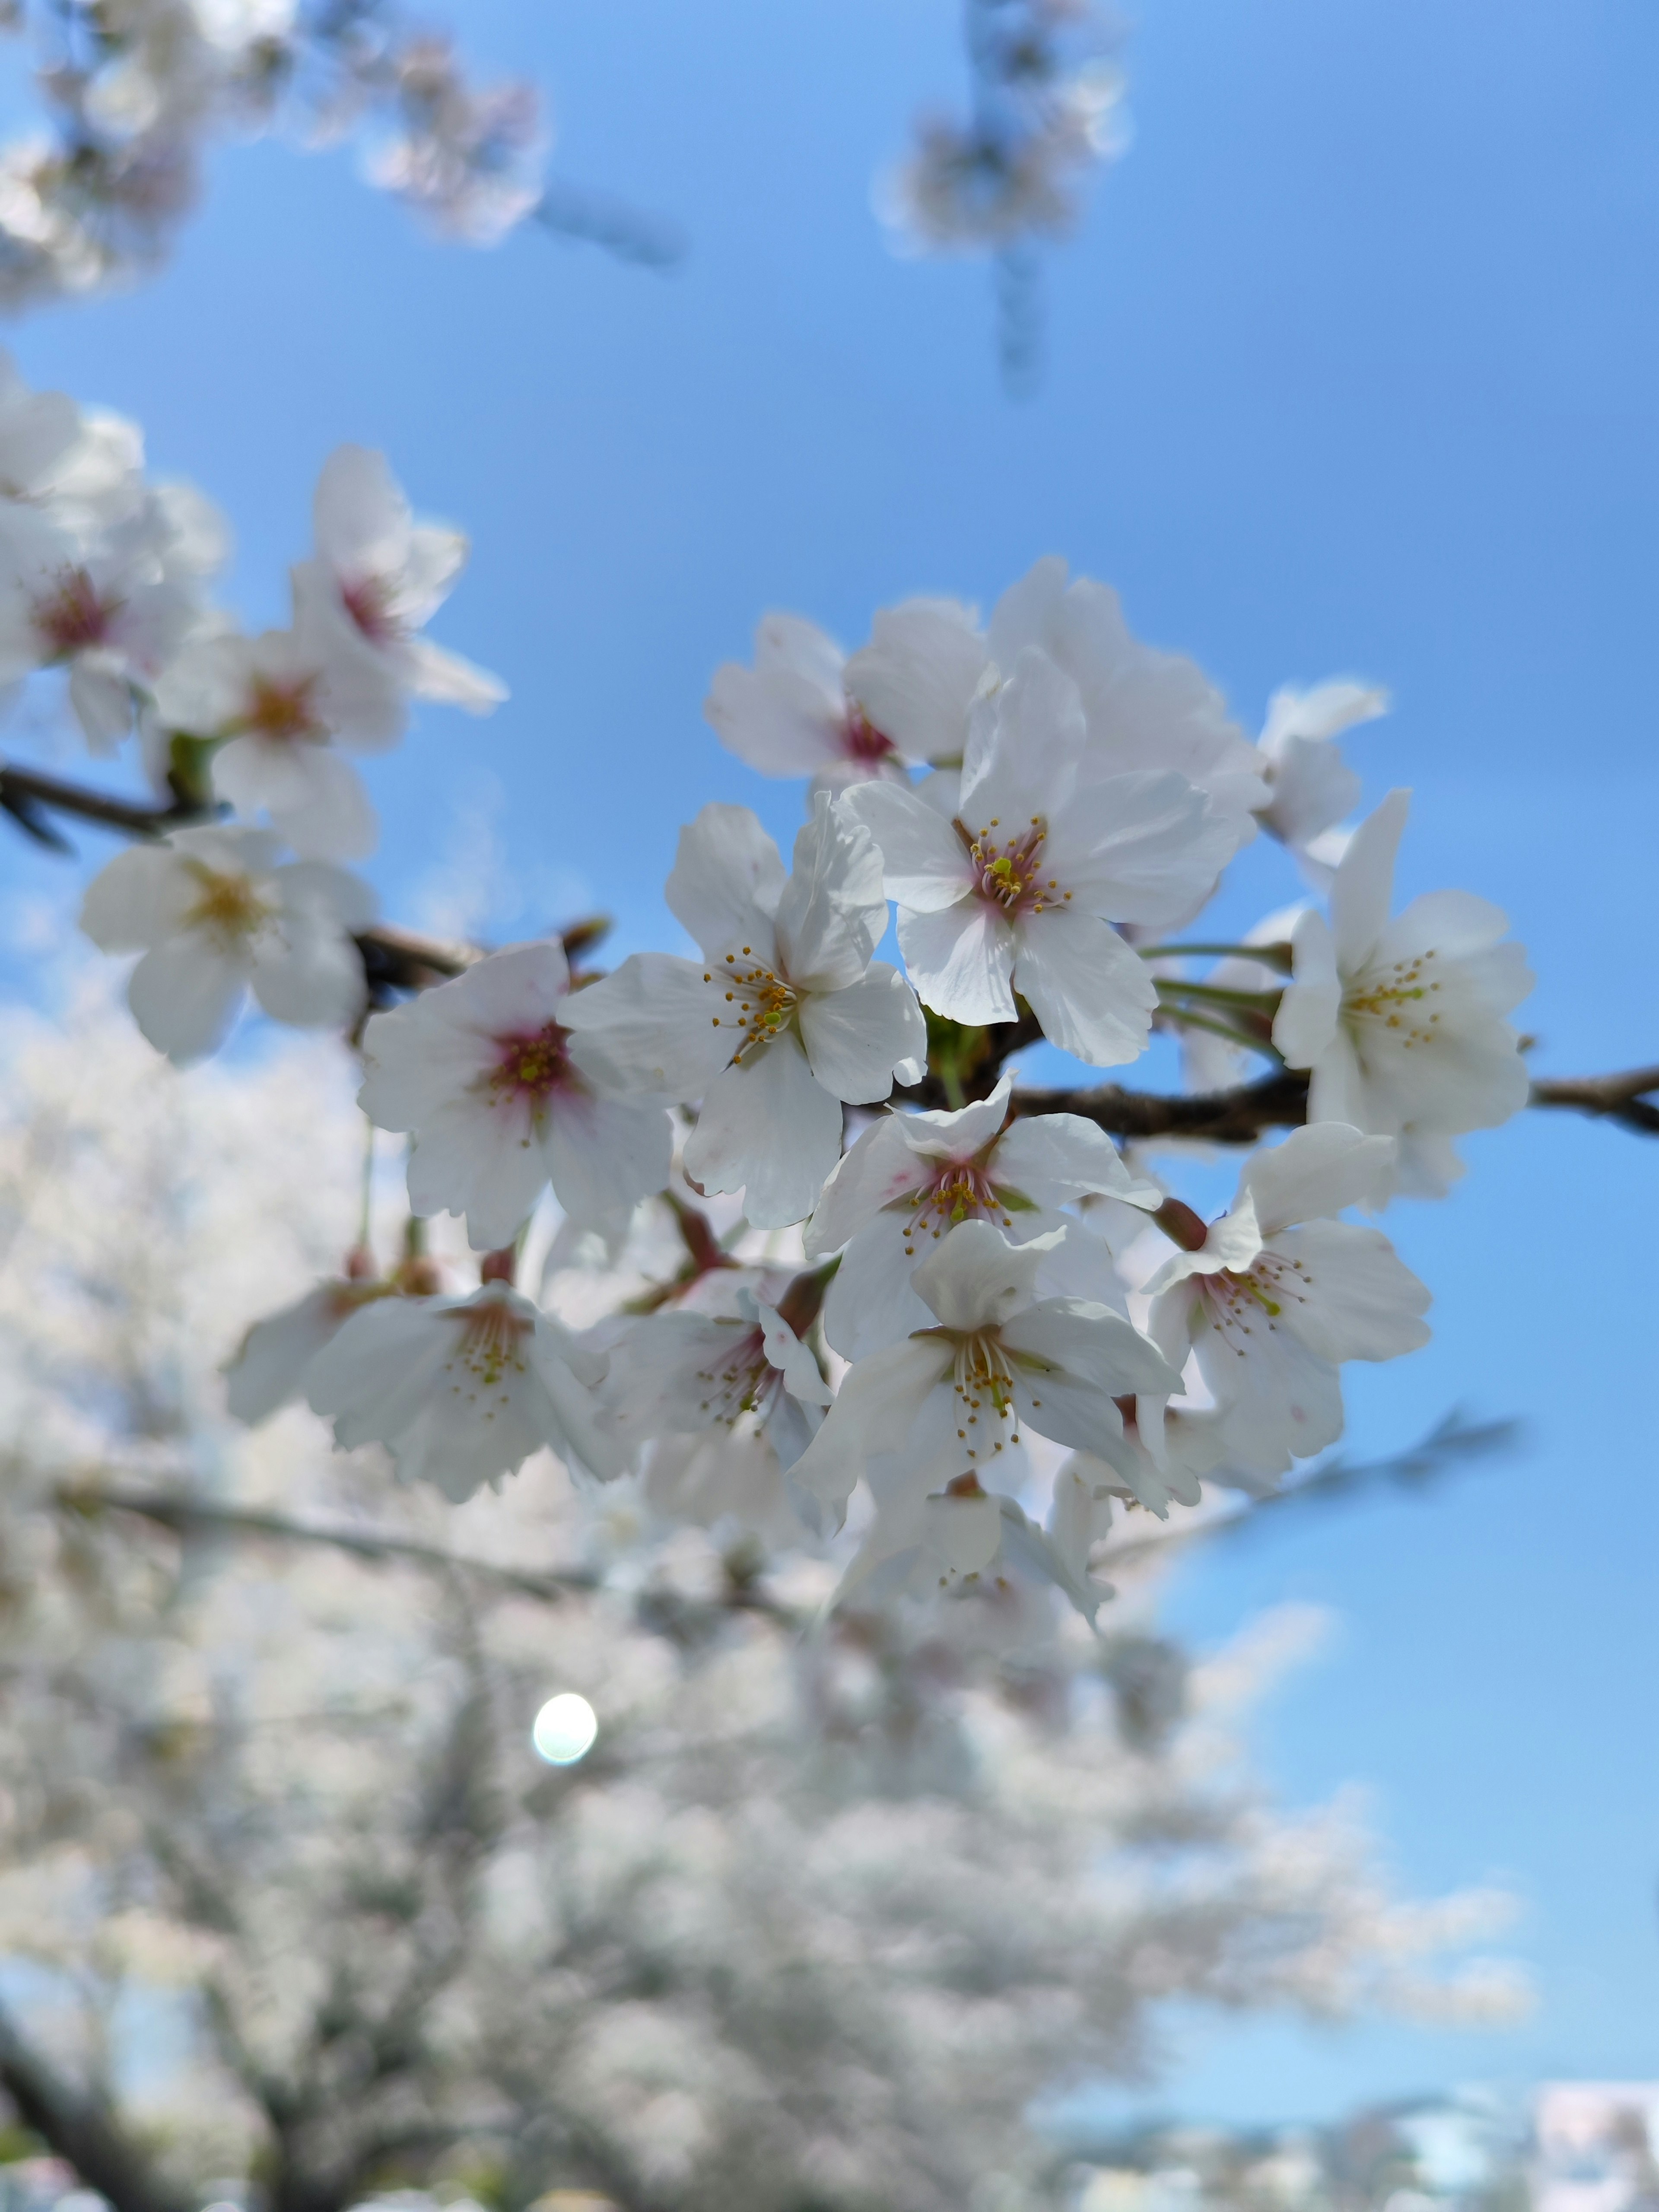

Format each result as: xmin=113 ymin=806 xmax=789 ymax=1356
xmin=880 ymin=0 xmax=1131 ymax=256
xmin=38 ymin=368 xmax=1533 ymax=1625
xmin=0 ymin=0 xmax=550 ymax=310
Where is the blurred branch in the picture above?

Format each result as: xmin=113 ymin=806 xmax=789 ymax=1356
xmin=533 ymin=180 xmax=686 ymax=269
xmin=0 ymin=1997 xmax=191 ymax=2212
xmin=1527 ymin=1064 xmax=1659 ymax=1137
xmin=0 ymin=758 xmax=212 ymax=844
xmin=58 ymin=1478 xmax=597 ymax=1602
xmin=1103 ymin=1410 xmax=1522 ymax=1575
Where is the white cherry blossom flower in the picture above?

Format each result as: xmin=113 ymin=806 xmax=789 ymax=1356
xmin=1052 ymin=1394 xmax=1227 ymax=1531
xmin=562 ymin=796 xmax=927 ymax=1229
xmin=987 ymin=557 xmax=1269 ymax=831
xmin=156 ymin=618 xmax=405 ymax=860
xmin=1145 ymin=1123 xmax=1431 ymax=1481
xmin=292 ymin=444 xmax=506 ymax=714
xmin=304 ymin=1278 xmax=622 ymax=1499
xmin=0 ymin=501 xmax=200 ymax=748
xmin=804 ymin=1071 xmax=1159 ymax=1358
xmin=224 ymin=1273 xmax=391 ymax=1424
xmin=1271 ymin=789 xmax=1533 ymax=1152
xmin=791 ymin=1217 xmax=1180 ymax=1531
xmin=844 ymin=647 xmax=1235 ymax=1065
xmin=358 ymin=940 xmax=673 ymax=1252
xmin=705 ymin=598 xmax=985 ymax=790
xmin=599 ymin=1286 xmax=831 ymax=1480
xmin=839 ymin=1475 xmax=1106 ymax=1622
xmin=78 ymin=824 xmax=374 ymax=1064
xmin=1256 ymin=678 xmax=1388 ymax=878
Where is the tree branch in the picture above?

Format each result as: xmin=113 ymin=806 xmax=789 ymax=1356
xmin=58 ymin=1479 xmax=596 ymax=1603
xmin=1527 ymin=1065 xmax=1659 ymax=1137
xmin=0 ymin=1998 xmax=192 ymax=2212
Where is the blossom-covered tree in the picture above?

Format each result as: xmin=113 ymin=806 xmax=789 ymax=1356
xmin=0 ymin=982 xmax=1526 ymax=2212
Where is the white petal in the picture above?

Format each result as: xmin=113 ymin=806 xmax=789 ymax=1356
xmin=757 ymin=1298 xmax=833 ymax=1407
xmin=1003 ymin=1296 xmax=1181 ymax=1404
xmin=991 ymin=1112 xmax=1160 ymax=1210
xmin=840 ymin=781 xmax=972 ymax=912
xmin=909 ymin=1217 xmax=1051 ymax=1332
xmin=789 ymin=1336 xmax=956 ymax=1529
xmin=664 ymin=802 xmax=785 ymax=960
xmin=224 ymin=1283 xmax=362 ymax=1424
xmin=897 ymin=899 xmax=1017 ymax=1025
xmin=127 ymin=938 xmax=248 ymax=1062
xmin=314 ymin=445 xmax=409 ymax=577
xmin=406 ymin=1096 xmax=553 ymax=1249
xmin=705 ymin=657 xmax=845 ymax=776
xmin=1269 ymin=1220 xmax=1430 ymax=1363
xmin=1239 ymin=1122 xmax=1396 ymax=1234
xmin=844 ymin=597 xmax=986 ymax=763
xmin=1330 ymin=787 xmax=1409 ymax=972
xmin=684 ymin=1036 xmax=843 ymax=1228
xmin=1011 ymin=906 xmax=1155 ymax=1067
xmin=804 ymin=1114 xmax=930 ymax=1259
xmin=798 ymin=963 xmax=925 ymax=1104
xmin=1048 ymin=770 xmax=1237 ymax=929
xmin=961 ymin=646 xmax=1085 ymax=825
xmin=249 ymin=921 xmax=365 ymax=1031
xmin=69 ymin=655 xmax=132 ymax=751
xmin=541 ymin=1093 xmax=672 ymax=1230
xmin=560 ymin=953 xmax=731 ymax=1096
xmin=921 ymin=1488 xmax=1004 ymax=1573
xmin=1273 ymin=908 xmax=1341 ymax=1068
xmin=821 ymin=1210 xmax=939 ymax=1358
xmin=773 ymin=791 xmax=886 ymax=990
xmin=79 ymin=844 xmax=189 ymax=951
xmin=400 ymin=636 xmax=506 ymax=712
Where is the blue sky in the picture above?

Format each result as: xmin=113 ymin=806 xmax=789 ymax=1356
xmin=3 ymin=0 xmax=1657 ymax=2126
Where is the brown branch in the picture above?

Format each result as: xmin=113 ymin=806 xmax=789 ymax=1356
xmin=1007 ymin=1067 xmax=1311 ymax=1143
xmin=0 ymin=759 xmax=212 ymax=845
xmin=58 ymin=1479 xmax=596 ymax=1603
xmin=1528 ymin=1065 xmax=1659 ymax=1137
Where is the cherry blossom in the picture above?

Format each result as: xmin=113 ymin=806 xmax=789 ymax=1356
xmin=1145 ymin=1123 xmax=1431 ymax=1480
xmin=156 ymin=618 xmax=405 ymax=860
xmin=600 ymin=1285 xmax=832 ymax=1482
xmin=845 ymin=646 xmax=1234 ymax=1063
xmin=1255 ymin=677 xmax=1389 ymax=878
xmin=304 ymin=1277 xmax=622 ymax=1498
xmin=804 ymin=1071 xmax=1160 ymax=1358
xmin=562 ymin=795 xmax=926 ymax=1227
xmin=292 ymin=444 xmax=506 ymax=717
xmin=704 ymin=598 xmax=984 ymax=789
xmin=838 ymin=1473 xmax=1107 ymax=1621
xmin=0 ymin=499 xmax=204 ymax=747
xmin=224 ymin=1273 xmax=393 ymax=1425
xmin=987 ymin=557 xmax=1269 ymax=830
xmin=78 ymin=824 xmax=375 ymax=1064
xmin=358 ymin=940 xmax=671 ymax=1249
xmin=1272 ymin=789 xmax=1533 ymax=1158
xmin=791 ymin=1217 xmax=1180 ymax=1531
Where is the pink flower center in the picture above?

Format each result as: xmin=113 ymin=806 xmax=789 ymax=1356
xmin=489 ymin=1021 xmax=574 ymax=1102
xmin=900 ymin=1160 xmax=1014 ymax=1255
xmin=841 ymin=704 xmax=897 ymax=765
xmin=693 ymin=1324 xmax=779 ymax=1427
xmin=245 ymin=672 xmax=324 ymax=743
xmin=340 ymin=571 xmax=402 ymax=645
xmin=34 ymin=566 xmax=114 ymax=656
xmin=954 ymin=814 xmax=1068 ymax=917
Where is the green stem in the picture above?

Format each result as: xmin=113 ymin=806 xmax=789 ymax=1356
xmin=1155 ymin=979 xmax=1284 ymax=1012
xmin=941 ymin=1057 xmax=967 ymax=1111
xmin=357 ymin=1116 xmax=375 ymax=1252
xmin=1157 ymin=1004 xmax=1283 ymax=1059
xmin=1138 ymin=940 xmax=1295 ymax=975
